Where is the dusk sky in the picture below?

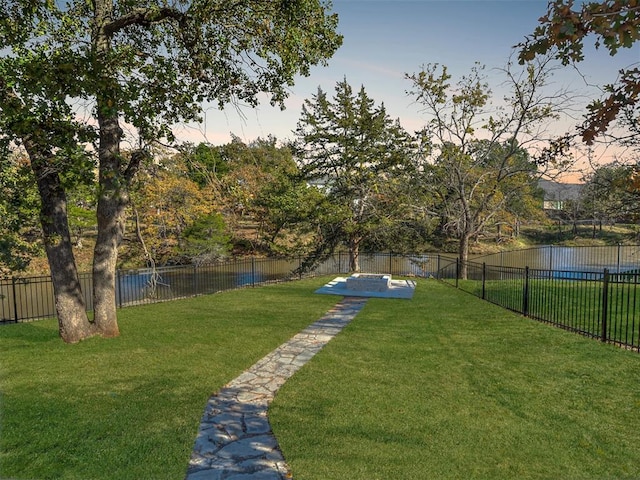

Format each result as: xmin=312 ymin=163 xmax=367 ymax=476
xmin=177 ymin=0 xmax=639 ymax=173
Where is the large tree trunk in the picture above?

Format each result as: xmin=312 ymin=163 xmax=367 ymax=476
xmin=92 ymin=191 xmax=123 ymax=337
xmin=458 ymin=231 xmax=471 ymax=280
xmin=91 ymin=98 xmax=130 ymax=337
xmin=348 ymin=236 xmax=361 ymax=272
xmin=91 ymin=2 xmax=123 ymax=338
xmin=26 ymin=140 xmax=96 ymax=343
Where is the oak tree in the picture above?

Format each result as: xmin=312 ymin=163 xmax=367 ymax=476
xmin=518 ymin=0 xmax=640 ymax=145
xmin=407 ymin=60 xmax=572 ymax=278
xmin=0 ymin=0 xmax=342 ymax=342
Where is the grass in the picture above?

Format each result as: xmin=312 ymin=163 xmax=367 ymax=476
xmin=0 ymin=279 xmax=338 ymax=480
xmin=456 ymin=276 xmax=640 ymax=347
xmin=2 ymin=278 xmax=640 ymax=479
xmin=270 ymin=279 xmax=640 ymax=479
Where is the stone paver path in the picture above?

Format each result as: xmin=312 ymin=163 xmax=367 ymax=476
xmin=185 ymin=296 xmax=368 ymax=480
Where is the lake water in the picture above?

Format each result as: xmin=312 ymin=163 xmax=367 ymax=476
xmin=3 ymin=247 xmax=640 ymax=322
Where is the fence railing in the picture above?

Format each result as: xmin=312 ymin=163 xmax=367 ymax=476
xmin=473 ymin=244 xmax=640 ymax=273
xmin=5 ymin=245 xmax=640 ymax=352
xmin=0 ymin=252 xmax=448 ymax=323
xmin=440 ymin=258 xmax=640 ymax=352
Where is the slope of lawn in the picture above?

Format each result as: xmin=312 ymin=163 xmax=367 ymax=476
xmin=270 ymin=279 xmax=640 ymax=480
xmin=0 ymin=278 xmax=338 ymax=480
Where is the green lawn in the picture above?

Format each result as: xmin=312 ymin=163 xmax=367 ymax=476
xmin=0 ymin=280 xmax=338 ymax=480
xmin=457 ymin=276 xmax=640 ymax=347
xmin=270 ymin=279 xmax=640 ymax=479
xmin=1 ymin=278 xmax=639 ymax=480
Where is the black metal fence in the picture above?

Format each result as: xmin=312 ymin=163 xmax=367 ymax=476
xmin=5 ymin=245 xmax=640 ymax=352
xmin=0 ymin=252 xmax=446 ymax=323
xmin=473 ymin=244 xmax=640 ymax=273
xmin=440 ymin=257 xmax=640 ymax=352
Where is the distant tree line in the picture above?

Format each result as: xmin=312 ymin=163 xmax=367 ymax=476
xmin=3 ymin=67 xmax=638 ymax=276
xmin=547 ymin=162 xmax=640 ymax=234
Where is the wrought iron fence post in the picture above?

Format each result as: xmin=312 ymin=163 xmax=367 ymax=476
xmin=523 ymin=266 xmax=530 ymax=317
xmin=482 ymin=263 xmax=486 ymax=300
xmin=251 ymin=257 xmax=256 ymax=287
xmin=11 ymin=276 xmax=18 ymax=323
xmin=389 ymin=252 xmax=392 ymax=275
xmin=117 ymin=270 xmax=122 ymax=308
xmin=298 ymin=255 xmax=302 ymax=280
xmin=601 ymin=268 xmax=609 ymax=343
xmin=436 ymin=254 xmax=441 ymax=280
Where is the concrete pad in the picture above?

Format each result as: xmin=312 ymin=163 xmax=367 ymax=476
xmin=346 ymin=273 xmax=391 ymax=292
xmin=315 ymin=277 xmax=416 ymax=299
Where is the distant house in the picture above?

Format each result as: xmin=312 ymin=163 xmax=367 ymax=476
xmin=538 ymin=179 xmax=582 ymax=211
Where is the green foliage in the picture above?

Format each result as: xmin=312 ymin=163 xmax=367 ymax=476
xmin=128 ymin=154 xmax=221 ymax=266
xmin=131 ymin=137 xmax=319 ymax=262
xmin=0 ymin=1 xmax=342 ymax=338
xmin=183 ymin=142 xmax=230 ymax=188
xmin=253 ymin=173 xmax=323 ymax=253
xmin=181 ymin=213 xmax=231 ymax=264
xmin=580 ymin=161 xmax=640 ymax=222
xmin=182 ymin=136 xmax=322 ymax=255
xmin=0 ymin=149 xmax=41 ymax=274
xmin=1 ymin=0 xmax=343 ymax=178
xmin=1 ymin=0 xmax=343 ymax=142
xmin=294 ymin=78 xmax=419 ymax=266
xmin=518 ymin=0 xmax=640 ymax=144
xmin=406 ymin=60 xmax=568 ymax=265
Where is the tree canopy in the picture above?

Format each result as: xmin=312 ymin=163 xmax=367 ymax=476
xmin=406 ymin=60 xmax=571 ymax=277
xmin=0 ymin=148 xmax=40 ymax=275
xmin=580 ymin=161 xmax=640 ymax=224
xmin=294 ymin=78 xmax=417 ymax=271
xmin=181 ymin=137 xmax=319 ymax=255
xmin=518 ymin=0 xmax=640 ymax=145
xmin=0 ymin=0 xmax=342 ymax=342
